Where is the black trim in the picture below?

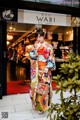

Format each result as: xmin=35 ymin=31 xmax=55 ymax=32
xmin=0 ymin=0 xmax=80 ymax=17
xmin=0 ymin=21 xmax=7 ymax=97
xmin=73 ymin=27 xmax=77 ymax=53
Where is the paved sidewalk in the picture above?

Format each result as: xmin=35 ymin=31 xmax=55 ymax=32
xmin=0 ymin=91 xmax=71 ymax=120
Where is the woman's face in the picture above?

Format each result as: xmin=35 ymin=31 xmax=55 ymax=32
xmin=37 ymin=34 xmax=44 ymax=42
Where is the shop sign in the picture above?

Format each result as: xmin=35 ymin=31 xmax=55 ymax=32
xmin=18 ymin=9 xmax=71 ymax=26
xmin=0 ymin=8 xmax=18 ymax=22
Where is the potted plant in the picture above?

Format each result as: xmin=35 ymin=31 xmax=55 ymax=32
xmin=48 ymin=52 xmax=80 ymax=120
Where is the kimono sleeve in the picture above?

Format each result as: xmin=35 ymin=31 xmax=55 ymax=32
xmin=29 ymin=44 xmax=37 ymax=60
xmin=46 ymin=45 xmax=56 ymax=70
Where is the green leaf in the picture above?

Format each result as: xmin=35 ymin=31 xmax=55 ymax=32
xmin=67 ymin=114 xmax=72 ymax=120
xmin=64 ymin=111 xmax=70 ymax=116
xmin=48 ymin=53 xmax=80 ymax=120
xmin=76 ymin=87 xmax=80 ymax=92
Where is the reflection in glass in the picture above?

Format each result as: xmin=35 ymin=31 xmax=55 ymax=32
xmin=36 ymin=0 xmax=80 ymax=8
xmin=22 ymin=0 xmax=35 ymax=2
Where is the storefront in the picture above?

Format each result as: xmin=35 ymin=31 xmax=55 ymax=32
xmin=0 ymin=0 xmax=80 ymax=98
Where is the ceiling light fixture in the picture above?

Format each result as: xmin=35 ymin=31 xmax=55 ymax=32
xmin=8 ymin=22 xmax=16 ymax=31
xmin=7 ymin=34 xmax=13 ymax=40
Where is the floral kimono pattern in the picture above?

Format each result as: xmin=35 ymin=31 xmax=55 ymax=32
xmin=29 ymin=41 xmax=56 ymax=112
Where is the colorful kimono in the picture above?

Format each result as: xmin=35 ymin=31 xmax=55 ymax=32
xmin=29 ymin=41 xmax=56 ymax=112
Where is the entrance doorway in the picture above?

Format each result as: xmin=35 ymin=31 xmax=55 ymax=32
xmin=6 ymin=22 xmax=73 ymax=95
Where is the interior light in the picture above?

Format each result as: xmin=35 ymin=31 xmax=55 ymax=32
xmin=7 ymin=41 xmax=10 ymax=45
xmin=66 ymin=32 xmax=68 ymax=34
xmin=9 ymin=26 xmax=13 ymax=30
xmin=9 ymin=22 xmax=16 ymax=31
xmin=7 ymin=34 xmax=13 ymax=40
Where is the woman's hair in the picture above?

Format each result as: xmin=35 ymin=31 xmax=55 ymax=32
xmin=35 ymin=28 xmax=47 ymax=38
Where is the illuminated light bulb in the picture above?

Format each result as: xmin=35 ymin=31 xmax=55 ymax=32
xmin=13 ymin=27 xmax=16 ymax=31
xmin=7 ymin=41 xmax=10 ymax=45
xmin=7 ymin=34 xmax=13 ymax=40
xmin=9 ymin=26 xmax=13 ymax=30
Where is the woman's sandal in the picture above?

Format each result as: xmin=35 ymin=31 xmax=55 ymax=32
xmin=38 ymin=110 xmax=44 ymax=114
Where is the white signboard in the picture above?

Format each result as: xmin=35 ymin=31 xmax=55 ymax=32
xmin=18 ymin=9 xmax=71 ymax=26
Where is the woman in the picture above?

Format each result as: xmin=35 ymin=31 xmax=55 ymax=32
xmin=29 ymin=28 xmax=56 ymax=114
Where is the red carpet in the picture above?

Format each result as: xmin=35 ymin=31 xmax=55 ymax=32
xmin=7 ymin=80 xmax=30 ymax=95
xmin=7 ymin=80 xmax=57 ymax=95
